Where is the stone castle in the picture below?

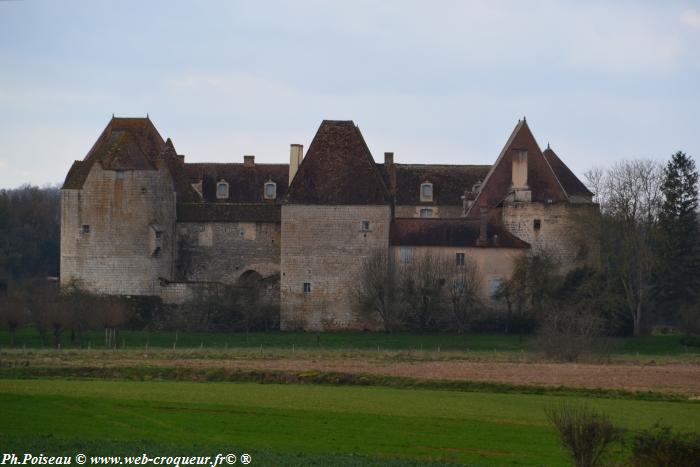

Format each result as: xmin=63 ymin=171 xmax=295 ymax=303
xmin=60 ymin=116 xmax=594 ymax=330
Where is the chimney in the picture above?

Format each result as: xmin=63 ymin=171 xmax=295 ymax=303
xmin=511 ymin=150 xmax=531 ymax=202
xmin=244 ymin=155 xmax=255 ymax=167
xmin=478 ymin=207 xmax=489 ymax=245
xmin=289 ymin=144 xmax=303 ymax=186
xmin=384 ymin=152 xmax=397 ymax=217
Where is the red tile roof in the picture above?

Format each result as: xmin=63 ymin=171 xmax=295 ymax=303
xmin=286 ymin=120 xmax=389 ymax=205
xmin=543 ymin=146 xmax=593 ymax=198
xmin=466 ymin=119 xmax=569 ymax=218
xmin=390 ymin=218 xmax=530 ymax=249
xmin=62 ymin=117 xmax=165 ymax=189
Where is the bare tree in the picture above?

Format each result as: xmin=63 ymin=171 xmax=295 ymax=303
xmin=61 ymin=280 xmax=99 ymax=347
xmin=546 ymin=403 xmax=625 ymax=467
xmin=21 ymin=279 xmax=67 ymax=348
xmin=100 ymin=296 xmax=132 ymax=348
xmin=355 ymin=249 xmax=400 ymax=332
xmin=446 ymin=255 xmax=482 ymax=333
xmin=398 ymin=253 xmax=450 ymax=331
xmin=535 ymin=306 xmax=606 ymax=362
xmin=584 ymin=167 xmax=606 ymax=205
xmin=596 ymin=159 xmax=664 ymax=336
xmin=0 ymin=283 xmax=26 ymax=347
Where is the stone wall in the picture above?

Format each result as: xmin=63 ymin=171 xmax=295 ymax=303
xmin=60 ymin=164 xmax=176 ymax=295
xmin=280 ymin=204 xmax=391 ymax=330
xmin=389 ymin=245 xmax=525 ymax=300
xmin=394 ymin=205 xmax=463 ymax=219
xmin=159 ymin=281 xmax=197 ymax=305
xmin=175 ymin=221 xmax=281 ymax=284
xmin=501 ymin=201 xmax=595 ymax=267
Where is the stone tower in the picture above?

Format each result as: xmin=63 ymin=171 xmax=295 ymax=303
xmin=280 ymin=120 xmax=391 ymax=330
xmin=466 ymin=119 xmax=594 ymax=265
xmin=60 ymin=117 xmax=192 ymax=295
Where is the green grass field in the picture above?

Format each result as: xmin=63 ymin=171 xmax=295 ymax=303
xmin=1 ymin=379 xmax=698 ymax=466
xmin=2 ymin=328 xmax=698 ymax=356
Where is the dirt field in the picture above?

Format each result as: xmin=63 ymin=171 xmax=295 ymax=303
xmin=6 ymin=350 xmax=700 ymax=396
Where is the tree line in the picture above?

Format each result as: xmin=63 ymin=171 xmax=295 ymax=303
xmin=0 ymin=185 xmax=60 ymax=281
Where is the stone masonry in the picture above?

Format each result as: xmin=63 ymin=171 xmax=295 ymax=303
xmin=60 ymin=116 xmax=595 ymax=330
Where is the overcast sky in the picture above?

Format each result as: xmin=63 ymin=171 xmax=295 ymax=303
xmin=1 ymin=0 xmax=699 ymax=189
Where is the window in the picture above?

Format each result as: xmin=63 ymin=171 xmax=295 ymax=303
xmin=264 ymin=181 xmax=277 ymax=200
xmin=216 ymin=180 xmax=229 ymax=199
xmin=361 ymin=220 xmax=371 ymax=231
xmin=303 ymin=282 xmax=311 ymax=293
xmin=80 ymin=224 xmax=90 ymax=234
xmin=400 ymin=247 xmax=413 ymax=264
xmin=454 ymin=278 xmax=465 ymax=295
xmin=420 ymin=181 xmax=433 ymax=202
xmin=534 ymin=219 xmax=541 ymax=230
xmin=419 ymin=208 xmax=433 ymax=218
xmin=456 ymin=253 xmax=465 ymax=266
xmin=150 ymin=224 xmax=163 ymax=256
xmin=489 ymin=277 xmax=503 ymax=296
xmin=116 ymin=170 xmax=125 ymax=179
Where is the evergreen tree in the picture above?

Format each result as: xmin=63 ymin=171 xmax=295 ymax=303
xmin=654 ymin=151 xmax=699 ymax=322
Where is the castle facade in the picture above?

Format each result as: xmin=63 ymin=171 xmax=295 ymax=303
xmin=60 ymin=117 xmax=594 ymax=330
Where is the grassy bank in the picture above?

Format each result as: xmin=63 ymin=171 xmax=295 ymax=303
xmin=2 ymin=379 xmax=699 ymax=465
xmin=0 ymin=364 xmax=693 ymax=402
xmin=1 ymin=329 xmax=698 ymax=356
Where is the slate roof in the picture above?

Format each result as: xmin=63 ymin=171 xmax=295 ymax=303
xmin=390 ymin=219 xmax=530 ymax=249
xmin=543 ymin=146 xmax=593 ymax=198
xmin=185 ymin=163 xmax=289 ymax=203
xmin=378 ymin=164 xmax=491 ymax=206
xmin=286 ymin=120 xmax=389 ymax=205
xmin=177 ymin=203 xmax=281 ymax=223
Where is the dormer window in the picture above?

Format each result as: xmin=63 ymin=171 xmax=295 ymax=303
xmin=216 ymin=180 xmax=229 ymax=199
xmin=420 ymin=181 xmax=433 ymax=202
xmin=264 ymin=180 xmax=277 ymax=200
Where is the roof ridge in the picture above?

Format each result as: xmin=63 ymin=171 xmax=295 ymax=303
xmin=352 ymin=123 xmax=391 ymax=202
xmin=465 ymin=119 xmax=526 ymax=217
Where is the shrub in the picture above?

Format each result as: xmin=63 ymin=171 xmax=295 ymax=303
xmin=680 ymin=335 xmax=700 ymax=348
xmin=535 ymin=306 xmax=607 ymax=362
xmin=630 ymin=424 xmax=700 ymax=467
xmin=545 ymin=403 xmax=624 ymax=467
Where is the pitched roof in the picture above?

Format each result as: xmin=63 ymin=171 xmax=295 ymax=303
xmin=62 ymin=117 xmax=166 ymax=189
xmin=390 ymin=218 xmax=530 ymax=249
xmin=543 ymin=146 xmax=593 ymax=198
xmin=378 ymin=164 xmax=491 ymax=205
xmin=177 ymin=203 xmax=281 ymax=223
xmin=466 ymin=119 xmax=569 ymax=218
xmin=185 ymin=163 xmax=289 ymax=203
xmin=285 ymin=120 xmax=389 ymax=205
